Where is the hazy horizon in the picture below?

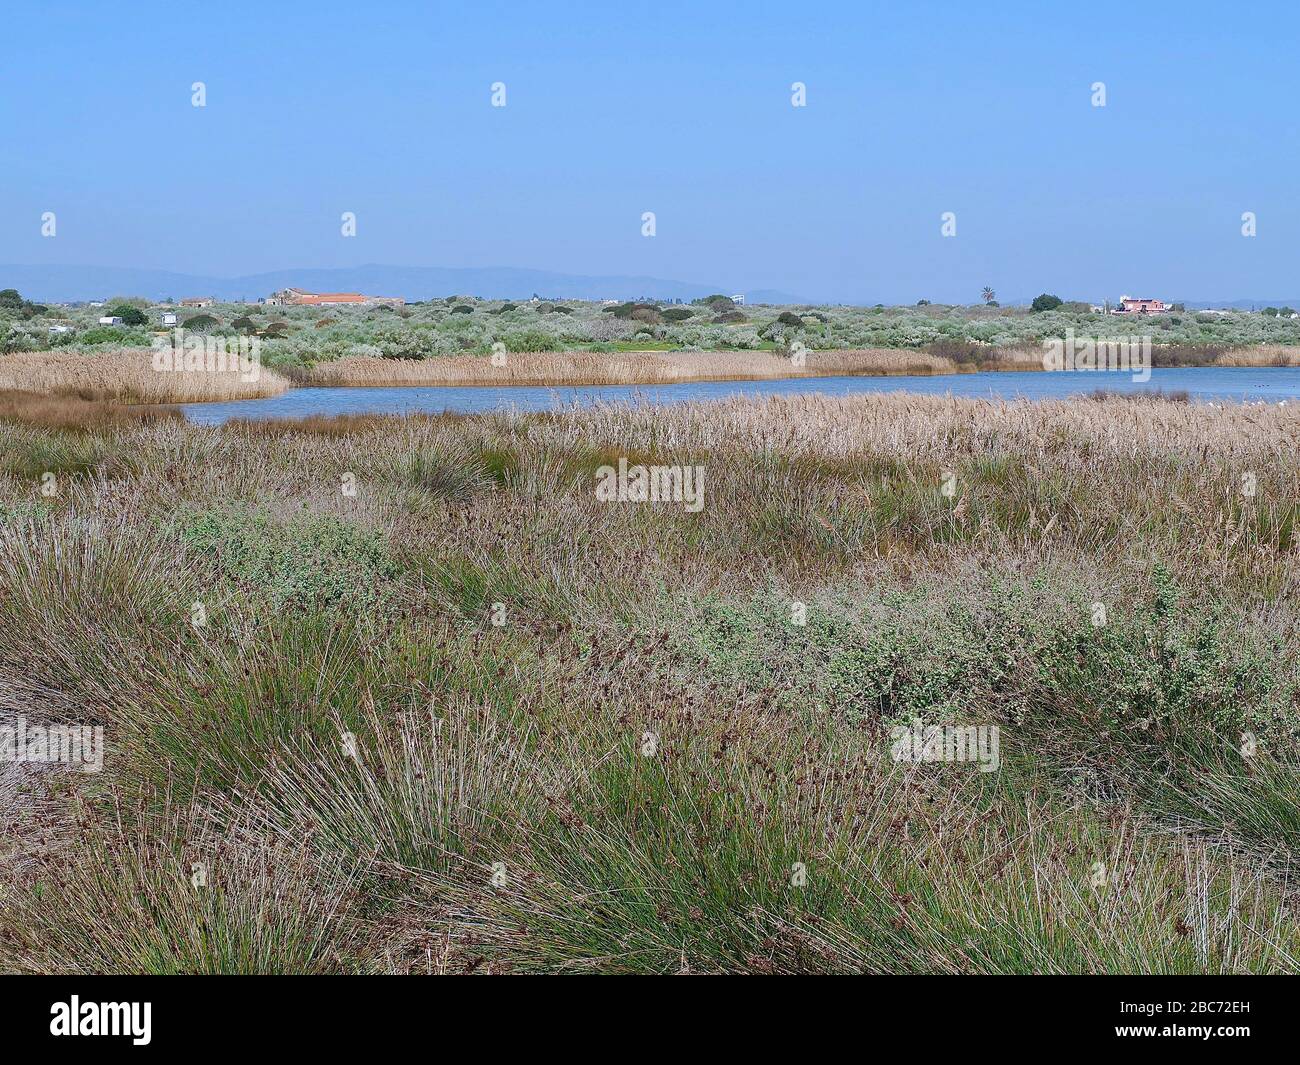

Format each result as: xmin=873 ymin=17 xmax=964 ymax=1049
xmin=6 ymin=261 xmax=1300 ymax=309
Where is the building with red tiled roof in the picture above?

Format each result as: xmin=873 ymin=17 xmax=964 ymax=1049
xmin=1116 ymin=296 xmax=1167 ymax=314
xmin=265 ymin=288 xmax=405 ymax=307
xmin=295 ymin=292 xmax=368 ymax=305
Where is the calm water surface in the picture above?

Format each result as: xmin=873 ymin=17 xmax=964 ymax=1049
xmin=182 ymin=367 xmax=1300 ymax=425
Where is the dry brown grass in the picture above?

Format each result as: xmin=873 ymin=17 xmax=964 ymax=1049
xmin=222 ymin=411 xmax=470 ymax=438
xmin=515 ymin=390 xmax=1296 ymax=475
xmin=975 ymin=345 xmax=1046 ymax=370
xmin=0 ymin=350 xmax=291 ymax=403
xmin=11 ymin=389 xmax=1283 ymax=596
xmin=0 ymin=390 xmax=181 ymax=430
xmin=299 ymin=348 xmax=958 ymax=388
xmin=1213 ymin=345 xmax=1300 ymax=367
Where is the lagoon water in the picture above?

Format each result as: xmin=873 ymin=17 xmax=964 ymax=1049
xmin=182 ymin=366 xmax=1300 ymax=425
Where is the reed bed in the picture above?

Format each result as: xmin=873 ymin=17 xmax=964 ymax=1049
xmin=0 ymin=350 xmax=291 ymax=403
xmin=298 ymin=348 xmax=957 ymax=387
xmin=1213 ymin=345 xmax=1300 ymax=367
xmin=2 ymin=392 xmax=1300 ymax=973
xmin=975 ymin=345 xmax=1047 ymax=370
xmin=5 ymin=346 xmax=1296 ymax=409
xmin=0 ymin=389 xmax=182 ymax=430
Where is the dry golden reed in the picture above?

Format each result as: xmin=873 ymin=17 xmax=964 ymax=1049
xmin=299 ymin=348 xmax=957 ymax=387
xmin=6 ymin=344 xmax=1296 ymax=406
xmin=0 ymin=350 xmax=290 ymax=404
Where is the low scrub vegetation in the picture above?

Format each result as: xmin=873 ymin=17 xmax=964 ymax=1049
xmin=7 ymin=289 xmax=1300 ymax=375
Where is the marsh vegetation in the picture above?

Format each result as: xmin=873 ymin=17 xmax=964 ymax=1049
xmin=2 ymin=393 xmax=1299 ymax=972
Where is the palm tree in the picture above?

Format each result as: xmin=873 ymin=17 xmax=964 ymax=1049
xmin=981 ymin=287 xmax=996 ymax=305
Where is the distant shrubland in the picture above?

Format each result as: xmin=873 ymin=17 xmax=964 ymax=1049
xmin=6 ymin=291 xmax=1300 ymax=371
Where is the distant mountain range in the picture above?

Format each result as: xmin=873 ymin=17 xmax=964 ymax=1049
xmin=8 ymin=265 xmax=1293 ymax=310
xmin=0 ymin=263 xmax=806 ymax=306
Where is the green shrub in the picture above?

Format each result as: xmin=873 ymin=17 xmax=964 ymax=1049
xmin=174 ymin=507 xmax=399 ymax=613
xmin=79 ymin=326 xmax=128 ymax=345
xmin=107 ymin=304 xmax=148 ymax=326
xmin=501 ymin=328 xmax=555 ymax=353
xmin=694 ymin=294 xmax=735 ymax=309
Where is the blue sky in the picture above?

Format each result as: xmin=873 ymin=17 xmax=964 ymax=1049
xmin=2 ymin=0 xmax=1295 ymax=303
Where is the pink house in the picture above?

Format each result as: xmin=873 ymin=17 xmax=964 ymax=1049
xmin=1117 ymin=296 xmax=1167 ymax=314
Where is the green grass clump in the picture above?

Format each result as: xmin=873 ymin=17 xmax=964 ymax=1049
xmin=3 ymin=804 xmax=366 ymax=974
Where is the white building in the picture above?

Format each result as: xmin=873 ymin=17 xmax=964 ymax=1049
xmin=98 ymin=316 xmax=124 ymax=325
